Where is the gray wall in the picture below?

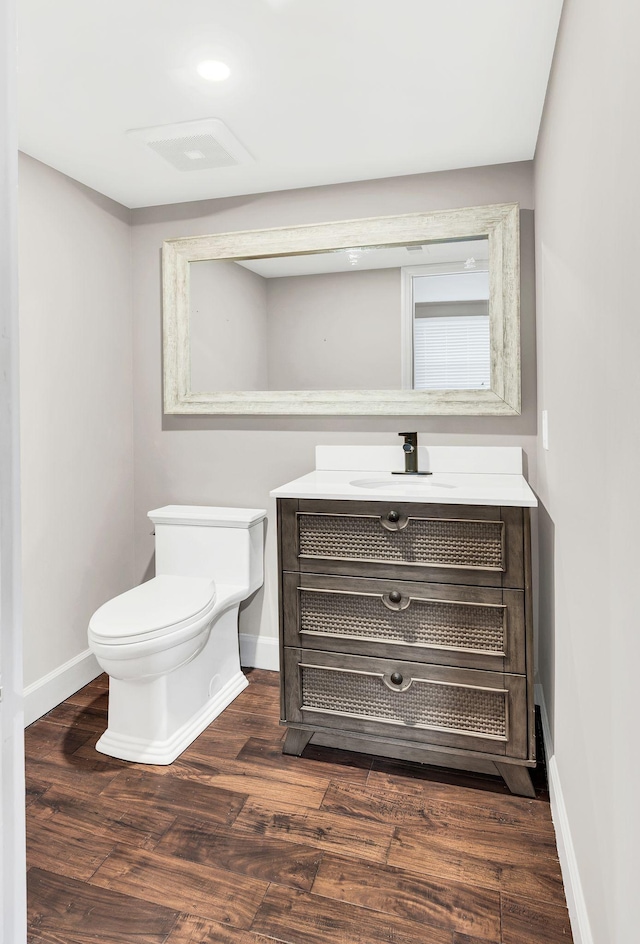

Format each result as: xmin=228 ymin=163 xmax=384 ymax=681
xmin=131 ymin=161 xmax=536 ymax=644
xmin=190 ymin=264 xmax=402 ymax=392
xmin=190 ymin=260 xmax=268 ymax=392
xmin=19 ymin=154 xmax=135 ymax=687
xmin=266 ymin=268 xmax=402 ymax=390
xmin=534 ymin=0 xmax=640 ymax=941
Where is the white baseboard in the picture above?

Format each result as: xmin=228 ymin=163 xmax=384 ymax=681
xmin=535 ymin=684 xmax=594 ymax=944
xmin=240 ymin=633 xmax=280 ymax=671
xmin=23 ymin=648 xmax=102 ymax=727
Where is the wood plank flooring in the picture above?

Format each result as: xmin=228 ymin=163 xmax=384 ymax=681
xmin=26 ymin=670 xmax=573 ymax=944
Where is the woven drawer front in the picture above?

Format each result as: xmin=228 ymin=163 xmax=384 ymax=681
xmin=300 ymin=665 xmax=507 ymax=739
xmin=298 ymin=514 xmax=504 ymax=570
xmin=300 ymin=589 xmax=505 ymax=653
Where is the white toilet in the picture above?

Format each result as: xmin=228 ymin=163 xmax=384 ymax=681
xmin=87 ymin=504 xmax=266 ymax=764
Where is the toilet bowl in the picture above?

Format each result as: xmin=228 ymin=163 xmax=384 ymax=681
xmin=87 ymin=504 xmax=266 ymax=764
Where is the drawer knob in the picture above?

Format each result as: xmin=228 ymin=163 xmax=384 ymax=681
xmin=382 ymin=589 xmax=411 ymax=611
xmin=390 ymin=672 xmax=404 ymax=685
xmin=381 ymin=510 xmax=409 ymax=531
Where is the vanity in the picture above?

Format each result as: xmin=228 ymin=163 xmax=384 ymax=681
xmin=271 ymin=445 xmax=538 ymax=797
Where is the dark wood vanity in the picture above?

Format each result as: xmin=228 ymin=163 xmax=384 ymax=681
xmin=276 ymin=497 xmax=536 ymax=797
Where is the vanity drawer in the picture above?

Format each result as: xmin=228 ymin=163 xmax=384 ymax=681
xmin=278 ymin=499 xmax=525 ymax=588
xmin=282 ymin=573 xmax=525 ymax=673
xmin=283 ymin=648 xmax=528 ymax=758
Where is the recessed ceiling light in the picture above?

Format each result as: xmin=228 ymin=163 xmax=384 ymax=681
xmin=196 ymin=60 xmax=231 ymax=82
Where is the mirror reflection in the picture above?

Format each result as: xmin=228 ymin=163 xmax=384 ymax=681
xmin=189 ymin=236 xmax=489 ymax=393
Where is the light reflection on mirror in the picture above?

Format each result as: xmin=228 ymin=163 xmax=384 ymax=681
xmin=188 ymin=236 xmax=489 ymax=393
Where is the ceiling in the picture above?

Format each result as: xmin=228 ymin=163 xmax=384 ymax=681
xmin=236 ymin=236 xmax=489 ymax=278
xmin=18 ymin=0 xmax=564 ymax=209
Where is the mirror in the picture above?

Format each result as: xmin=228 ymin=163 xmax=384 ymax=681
xmin=163 ymin=204 xmax=520 ymax=415
xmin=188 ymin=237 xmax=490 ymax=393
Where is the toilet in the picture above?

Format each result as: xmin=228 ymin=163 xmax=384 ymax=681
xmin=87 ymin=504 xmax=266 ymax=764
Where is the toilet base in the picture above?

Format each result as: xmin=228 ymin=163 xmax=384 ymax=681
xmin=95 ymin=600 xmax=247 ymax=764
xmin=96 ymin=669 xmax=248 ymax=764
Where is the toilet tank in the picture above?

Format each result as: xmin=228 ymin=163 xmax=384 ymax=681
xmin=148 ymin=506 xmax=266 ymax=594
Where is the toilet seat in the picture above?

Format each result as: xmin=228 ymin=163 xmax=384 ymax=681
xmin=88 ymin=575 xmax=217 ymax=647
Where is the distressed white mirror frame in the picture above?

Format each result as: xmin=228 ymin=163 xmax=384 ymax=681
xmin=162 ymin=202 xmax=520 ymax=415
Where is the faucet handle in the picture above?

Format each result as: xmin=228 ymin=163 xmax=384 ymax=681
xmin=399 ymin=431 xmax=417 ymax=451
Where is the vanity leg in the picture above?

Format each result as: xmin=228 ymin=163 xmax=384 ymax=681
xmin=496 ymin=763 xmax=536 ymax=798
xmin=282 ymin=728 xmax=312 ymax=756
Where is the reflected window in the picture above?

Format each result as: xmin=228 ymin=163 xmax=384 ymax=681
xmin=403 ymin=248 xmax=491 ymax=390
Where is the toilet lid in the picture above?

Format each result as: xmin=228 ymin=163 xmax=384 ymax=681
xmin=89 ymin=575 xmax=216 ymax=641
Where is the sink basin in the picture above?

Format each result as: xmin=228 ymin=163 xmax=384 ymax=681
xmin=349 ymin=475 xmax=456 ymax=490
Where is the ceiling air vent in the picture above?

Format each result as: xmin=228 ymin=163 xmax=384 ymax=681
xmin=126 ymin=118 xmax=253 ymax=172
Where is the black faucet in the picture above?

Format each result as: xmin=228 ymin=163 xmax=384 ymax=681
xmin=392 ymin=432 xmax=432 ymax=476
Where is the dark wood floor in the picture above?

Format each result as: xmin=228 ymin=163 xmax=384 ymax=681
xmin=25 ymin=669 xmax=573 ymax=944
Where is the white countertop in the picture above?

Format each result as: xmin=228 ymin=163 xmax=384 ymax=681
xmin=270 ymin=446 xmax=538 ymax=507
xmin=270 ymin=469 xmax=538 ymax=507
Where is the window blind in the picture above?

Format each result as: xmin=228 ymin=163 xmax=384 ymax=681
xmin=413 ymin=313 xmax=490 ymax=390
